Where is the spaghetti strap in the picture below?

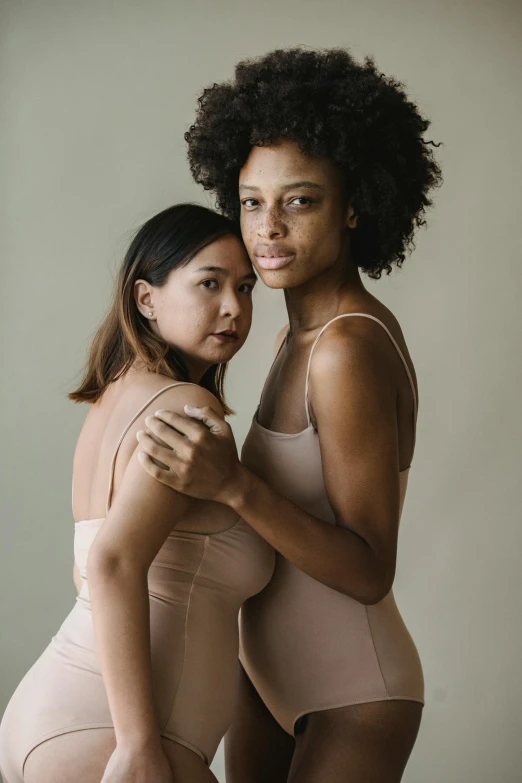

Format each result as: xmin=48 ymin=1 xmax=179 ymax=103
xmin=105 ymin=382 xmax=194 ymax=514
xmin=256 ymin=326 xmax=290 ymax=416
xmin=304 ymin=313 xmax=418 ymax=430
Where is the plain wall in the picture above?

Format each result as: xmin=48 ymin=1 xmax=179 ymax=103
xmin=1 ymin=1 xmax=521 ymax=781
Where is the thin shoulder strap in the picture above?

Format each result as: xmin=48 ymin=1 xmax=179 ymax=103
xmin=106 ymin=382 xmax=193 ymax=515
xmin=257 ymin=326 xmax=290 ymax=411
xmin=304 ymin=313 xmax=418 ymax=429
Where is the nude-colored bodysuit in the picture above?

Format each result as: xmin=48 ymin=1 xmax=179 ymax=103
xmin=0 ymin=383 xmax=275 ymax=781
xmin=239 ymin=314 xmax=424 ymax=736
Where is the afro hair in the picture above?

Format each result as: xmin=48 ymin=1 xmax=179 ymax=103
xmin=185 ymin=47 xmax=442 ymax=279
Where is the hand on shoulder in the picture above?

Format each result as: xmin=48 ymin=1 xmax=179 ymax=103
xmin=160 ymin=383 xmax=225 ymax=421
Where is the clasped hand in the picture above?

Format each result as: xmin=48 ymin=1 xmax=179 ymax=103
xmin=136 ymin=405 xmax=241 ymax=504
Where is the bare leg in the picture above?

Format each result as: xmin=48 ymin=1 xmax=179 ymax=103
xmin=288 ymin=700 xmax=423 ymax=783
xmin=23 ymin=727 xmax=218 ymax=783
xmin=225 ymin=666 xmax=295 ymax=783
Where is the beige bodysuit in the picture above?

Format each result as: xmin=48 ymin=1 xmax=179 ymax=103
xmin=239 ymin=314 xmax=424 ymax=735
xmin=0 ymin=383 xmax=275 ymax=781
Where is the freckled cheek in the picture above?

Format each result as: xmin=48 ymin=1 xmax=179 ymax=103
xmin=240 ymin=220 xmax=257 ymax=255
xmin=289 ymin=217 xmax=325 ymax=253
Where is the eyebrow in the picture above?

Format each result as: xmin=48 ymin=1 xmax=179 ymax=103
xmin=195 ymin=265 xmax=257 ymax=280
xmin=239 ymin=181 xmax=325 ymax=193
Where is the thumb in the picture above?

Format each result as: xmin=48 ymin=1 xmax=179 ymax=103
xmin=184 ymin=405 xmax=224 ymax=434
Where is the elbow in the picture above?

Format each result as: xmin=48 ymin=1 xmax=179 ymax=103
xmin=359 ymin=565 xmax=395 ymax=606
xmin=336 ymin=574 xmax=393 ymax=606
xmin=86 ymin=549 xmax=116 ymax=586
xmin=360 ymin=585 xmax=391 ymax=606
xmin=339 ymin=554 xmax=395 ymax=605
xmin=336 ymin=519 xmax=397 ymax=605
xmin=86 ymin=547 xmax=144 ymax=586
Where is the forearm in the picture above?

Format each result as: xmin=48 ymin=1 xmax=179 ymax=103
xmin=88 ymin=558 xmax=161 ymax=748
xmin=228 ymin=466 xmax=389 ymax=603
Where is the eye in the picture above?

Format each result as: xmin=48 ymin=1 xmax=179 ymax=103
xmin=201 ymin=279 xmax=219 ymax=290
xmin=241 ymin=198 xmax=259 ymax=209
xmin=239 ymin=282 xmax=256 ymax=294
xmin=289 ymin=197 xmax=313 ymax=206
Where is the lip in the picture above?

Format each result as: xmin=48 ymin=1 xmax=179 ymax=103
xmin=211 ymin=331 xmax=239 ymax=343
xmin=255 ymin=254 xmax=295 ymax=271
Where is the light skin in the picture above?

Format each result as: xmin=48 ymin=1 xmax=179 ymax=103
xmin=134 ymin=234 xmax=256 ymax=381
xmin=91 ymin=235 xmax=255 ymax=783
xmin=137 ymin=139 xmax=422 ymax=782
xmin=27 ymin=235 xmax=255 ymax=783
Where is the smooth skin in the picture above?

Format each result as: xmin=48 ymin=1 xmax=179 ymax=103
xmin=137 ymin=140 xmax=422 ymax=782
xmin=23 ymin=235 xmax=255 ymax=783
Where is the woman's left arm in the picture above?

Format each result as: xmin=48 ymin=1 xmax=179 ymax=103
xmin=138 ymin=329 xmax=401 ymax=605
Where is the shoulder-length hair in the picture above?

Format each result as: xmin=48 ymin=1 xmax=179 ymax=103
xmin=70 ymin=203 xmax=243 ymax=413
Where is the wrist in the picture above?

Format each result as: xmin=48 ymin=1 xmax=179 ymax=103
xmin=117 ymin=731 xmax=163 ymax=755
xmin=221 ymin=462 xmax=255 ymax=512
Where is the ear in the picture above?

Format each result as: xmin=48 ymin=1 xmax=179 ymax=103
xmin=345 ymin=203 xmax=358 ymax=229
xmin=134 ymin=279 xmax=156 ymax=320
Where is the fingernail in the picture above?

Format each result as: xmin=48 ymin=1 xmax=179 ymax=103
xmin=185 ymin=405 xmax=198 ymax=413
xmin=155 ymin=409 xmax=165 ymax=416
xmin=136 ymin=430 xmax=144 ymax=439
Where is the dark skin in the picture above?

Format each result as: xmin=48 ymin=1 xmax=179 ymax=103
xmin=136 ymin=139 xmax=422 ymax=782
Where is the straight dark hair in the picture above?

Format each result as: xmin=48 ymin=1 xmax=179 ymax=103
xmin=70 ymin=203 xmax=242 ymax=413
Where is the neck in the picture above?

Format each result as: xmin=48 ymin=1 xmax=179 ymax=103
xmin=184 ymin=357 xmax=212 ymax=385
xmin=131 ymin=355 xmax=210 ymax=386
xmin=284 ymin=252 xmax=367 ymax=334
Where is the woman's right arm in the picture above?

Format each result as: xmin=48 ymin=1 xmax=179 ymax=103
xmin=87 ymin=386 xmax=221 ymax=776
xmin=87 ymin=448 xmax=193 ymax=755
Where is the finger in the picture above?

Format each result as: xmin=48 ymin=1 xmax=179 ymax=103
xmin=152 ymin=409 xmax=208 ymax=441
xmin=136 ymin=431 xmax=185 ymax=469
xmin=144 ymin=426 xmax=173 ymax=451
xmin=183 ymin=405 xmax=226 ymax=434
xmin=143 ymin=416 xmax=195 ymax=456
xmin=137 ymin=451 xmax=180 ymax=488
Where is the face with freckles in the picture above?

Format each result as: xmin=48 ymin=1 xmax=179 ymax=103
xmin=239 ymin=139 xmax=357 ymax=289
xmin=134 ymin=234 xmax=256 ymax=380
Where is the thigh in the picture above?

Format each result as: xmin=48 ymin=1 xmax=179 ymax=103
xmin=288 ymin=700 xmax=423 ymax=783
xmin=162 ymin=740 xmax=218 ymax=783
xmin=224 ymin=665 xmax=295 ymax=783
xmin=23 ymin=728 xmax=116 ymax=783
xmin=23 ymin=728 xmax=218 ymax=783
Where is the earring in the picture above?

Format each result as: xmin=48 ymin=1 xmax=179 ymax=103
xmin=148 ymin=311 xmax=154 ymax=317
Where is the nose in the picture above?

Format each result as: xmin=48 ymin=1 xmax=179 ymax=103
xmin=220 ymin=289 xmax=243 ymax=320
xmin=257 ymin=204 xmax=286 ymax=240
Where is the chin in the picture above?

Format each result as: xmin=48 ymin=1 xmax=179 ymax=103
xmin=207 ymin=345 xmax=243 ymax=363
xmin=257 ymin=267 xmax=310 ymax=290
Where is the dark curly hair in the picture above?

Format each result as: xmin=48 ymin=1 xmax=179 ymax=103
xmin=185 ymin=47 xmax=442 ymax=279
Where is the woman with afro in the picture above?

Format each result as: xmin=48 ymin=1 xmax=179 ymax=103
xmin=138 ymin=47 xmax=442 ymax=782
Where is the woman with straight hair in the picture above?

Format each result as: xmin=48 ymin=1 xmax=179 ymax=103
xmin=0 ymin=203 xmax=274 ymax=783
xmin=136 ymin=48 xmax=442 ymax=783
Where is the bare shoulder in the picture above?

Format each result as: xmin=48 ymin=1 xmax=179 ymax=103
xmin=120 ymin=367 xmax=225 ymax=419
xmin=115 ymin=378 xmax=224 ymax=461
xmin=151 ymin=382 xmax=225 ymax=419
xmin=310 ymin=316 xmax=391 ymax=382
xmin=308 ymin=310 xmax=417 ymax=410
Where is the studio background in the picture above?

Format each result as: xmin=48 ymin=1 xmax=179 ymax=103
xmin=1 ymin=2 xmax=521 ymax=781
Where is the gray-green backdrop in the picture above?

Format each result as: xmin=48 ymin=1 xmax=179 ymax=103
xmin=1 ymin=1 xmax=521 ymax=781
